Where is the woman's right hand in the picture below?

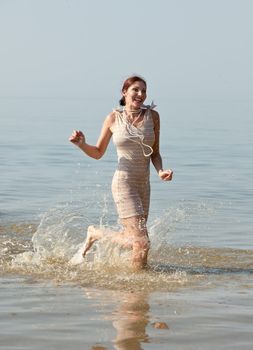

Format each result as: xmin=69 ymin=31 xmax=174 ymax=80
xmin=69 ymin=130 xmax=85 ymax=147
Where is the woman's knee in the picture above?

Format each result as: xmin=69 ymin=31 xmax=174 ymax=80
xmin=120 ymin=215 xmax=150 ymax=250
xmin=121 ymin=215 xmax=147 ymax=232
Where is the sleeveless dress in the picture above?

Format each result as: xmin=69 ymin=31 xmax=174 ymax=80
xmin=111 ymin=107 xmax=155 ymax=219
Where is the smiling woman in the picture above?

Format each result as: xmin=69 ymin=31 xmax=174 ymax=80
xmin=69 ymin=75 xmax=173 ymax=270
xmin=119 ymin=75 xmax=147 ymax=109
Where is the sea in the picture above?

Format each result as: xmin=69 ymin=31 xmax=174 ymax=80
xmin=0 ymin=97 xmax=253 ymax=349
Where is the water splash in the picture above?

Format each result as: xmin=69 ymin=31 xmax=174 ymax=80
xmin=1 ymin=201 xmax=253 ymax=292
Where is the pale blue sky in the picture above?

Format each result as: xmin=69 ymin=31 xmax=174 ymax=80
xmin=0 ymin=0 xmax=252 ymax=100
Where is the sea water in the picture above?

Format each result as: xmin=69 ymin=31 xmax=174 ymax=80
xmin=0 ymin=97 xmax=253 ymax=349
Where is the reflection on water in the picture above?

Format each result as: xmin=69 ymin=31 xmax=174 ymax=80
xmin=1 ymin=277 xmax=252 ymax=350
xmin=85 ymin=290 xmax=151 ymax=350
xmin=112 ymin=292 xmax=150 ymax=350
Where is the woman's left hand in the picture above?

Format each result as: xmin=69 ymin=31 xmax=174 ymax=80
xmin=159 ymin=169 xmax=173 ymax=181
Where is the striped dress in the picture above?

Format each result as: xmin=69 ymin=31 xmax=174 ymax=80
xmin=111 ymin=107 xmax=155 ymax=219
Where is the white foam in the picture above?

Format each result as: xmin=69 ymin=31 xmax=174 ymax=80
xmin=68 ymin=245 xmax=85 ymax=266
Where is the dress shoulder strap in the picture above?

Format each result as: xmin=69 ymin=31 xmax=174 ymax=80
xmin=112 ymin=108 xmax=124 ymax=129
xmin=141 ymin=101 xmax=156 ymax=121
xmin=142 ymin=101 xmax=157 ymax=111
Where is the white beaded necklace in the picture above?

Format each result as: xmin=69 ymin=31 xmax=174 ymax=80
xmin=121 ymin=108 xmax=153 ymax=157
xmin=123 ymin=109 xmax=142 ymax=124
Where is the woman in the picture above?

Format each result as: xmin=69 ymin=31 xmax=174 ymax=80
xmin=69 ymin=75 xmax=173 ymax=270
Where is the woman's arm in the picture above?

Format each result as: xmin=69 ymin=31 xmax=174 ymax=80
xmin=151 ymin=111 xmax=173 ymax=181
xmin=69 ymin=112 xmax=115 ymax=160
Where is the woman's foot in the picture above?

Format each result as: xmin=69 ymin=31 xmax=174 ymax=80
xmin=82 ymin=225 xmax=100 ymax=257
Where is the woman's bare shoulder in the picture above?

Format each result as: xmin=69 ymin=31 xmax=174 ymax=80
xmin=103 ymin=110 xmax=119 ymax=132
xmin=104 ymin=111 xmax=117 ymax=124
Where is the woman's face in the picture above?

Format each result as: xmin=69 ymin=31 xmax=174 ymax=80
xmin=123 ymin=81 xmax=147 ymax=109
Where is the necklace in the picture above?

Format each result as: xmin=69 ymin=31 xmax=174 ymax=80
xmin=124 ymin=109 xmax=141 ymax=113
xmin=123 ymin=107 xmax=141 ymax=114
xmin=123 ymin=109 xmax=142 ymax=124
xmin=120 ymin=111 xmax=153 ymax=157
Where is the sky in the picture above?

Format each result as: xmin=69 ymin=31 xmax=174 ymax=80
xmin=0 ymin=0 xmax=252 ymax=101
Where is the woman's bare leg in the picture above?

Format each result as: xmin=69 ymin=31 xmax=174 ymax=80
xmin=82 ymin=216 xmax=150 ymax=270
xmin=82 ymin=226 xmax=101 ymax=256
xmin=121 ymin=215 xmax=150 ymax=270
xmin=82 ymin=225 xmax=132 ymax=257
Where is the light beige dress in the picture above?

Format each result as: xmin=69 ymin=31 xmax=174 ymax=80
xmin=111 ymin=107 xmax=155 ymax=219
